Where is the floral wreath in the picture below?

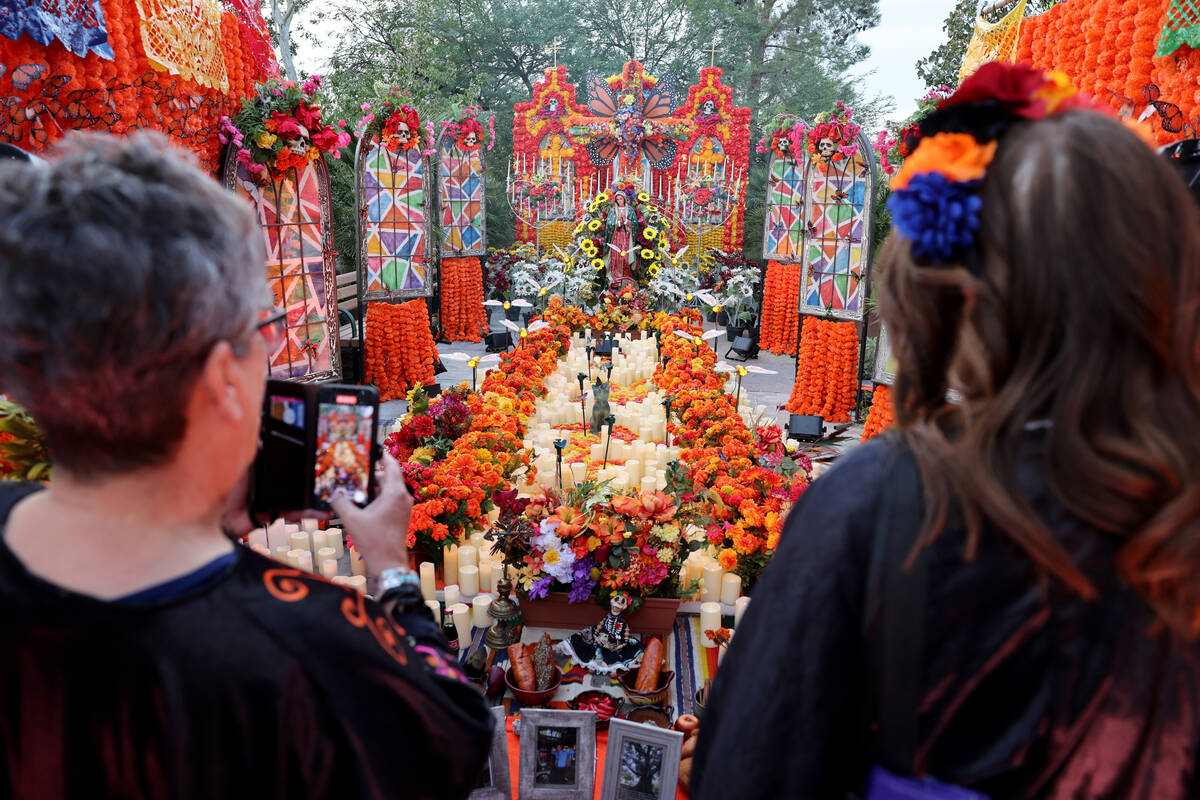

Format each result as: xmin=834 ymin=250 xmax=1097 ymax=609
xmin=756 ymin=113 xmax=807 ymax=161
xmin=220 ymin=75 xmax=350 ymax=183
xmin=873 ymin=85 xmax=952 ymax=176
xmin=693 ymin=92 xmax=724 ymax=130
xmin=442 ymin=107 xmax=495 ymax=152
xmin=806 ymin=101 xmax=861 ymax=165
xmin=888 ymin=63 xmax=1110 ymax=264
xmin=354 ymin=86 xmax=429 ymax=154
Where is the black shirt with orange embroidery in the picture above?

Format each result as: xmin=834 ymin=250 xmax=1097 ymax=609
xmin=0 ymin=483 xmax=493 ymax=799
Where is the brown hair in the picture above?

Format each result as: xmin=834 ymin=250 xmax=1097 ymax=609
xmin=879 ymin=110 xmax=1200 ymax=637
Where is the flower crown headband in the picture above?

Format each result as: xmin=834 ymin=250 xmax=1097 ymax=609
xmin=887 ymin=63 xmax=1108 ymax=265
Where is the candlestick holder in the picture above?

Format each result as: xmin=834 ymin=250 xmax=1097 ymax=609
xmin=585 ymin=345 xmax=595 ymax=382
xmin=554 ymin=438 xmax=567 ymax=492
xmin=576 ymin=372 xmax=587 ymax=428
xmin=663 ymin=398 xmax=673 ymax=447
xmin=485 ymin=577 xmax=523 ymax=650
xmin=506 ymin=156 xmax=575 ymax=257
xmin=601 ymin=414 xmax=616 ymax=469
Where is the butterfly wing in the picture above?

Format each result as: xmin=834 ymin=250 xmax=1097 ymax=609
xmin=641 ymin=139 xmax=677 ymax=170
xmin=586 ymin=140 xmax=618 ymax=166
xmin=641 ymin=73 xmax=678 ymax=120
xmin=1155 ymin=100 xmax=1185 ymax=133
xmin=585 ymin=75 xmax=619 ymax=118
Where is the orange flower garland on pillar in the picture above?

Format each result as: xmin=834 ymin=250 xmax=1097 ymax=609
xmin=758 ymin=261 xmax=803 ymax=355
xmin=860 ymin=384 xmax=895 ymax=441
xmin=440 ymin=256 xmax=487 ymax=343
xmin=365 ymin=299 xmax=437 ymax=400
xmin=785 ymin=317 xmax=859 ymax=423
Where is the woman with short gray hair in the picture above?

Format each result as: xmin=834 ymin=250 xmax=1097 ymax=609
xmin=0 ymin=133 xmax=493 ymax=799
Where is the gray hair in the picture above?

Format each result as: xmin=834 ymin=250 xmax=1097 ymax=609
xmin=0 ymin=131 xmax=264 ymax=477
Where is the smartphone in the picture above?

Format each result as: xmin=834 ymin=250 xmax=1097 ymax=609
xmin=250 ymin=381 xmax=380 ymax=519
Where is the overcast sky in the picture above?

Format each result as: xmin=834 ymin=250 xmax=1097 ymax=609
xmin=294 ymin=0 xmax=955 ymax=123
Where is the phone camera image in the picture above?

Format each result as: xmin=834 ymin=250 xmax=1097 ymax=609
xmin=314 ymin=398 xmax=374 ymax=506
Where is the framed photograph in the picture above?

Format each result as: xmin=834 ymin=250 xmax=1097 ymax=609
xmin=599 ymin=719 xmax=683 ymax=800
xmin=518 ymin=709 xmax=596 ymax=799
xmin=471 ymin=707 xmax=512 ymax=800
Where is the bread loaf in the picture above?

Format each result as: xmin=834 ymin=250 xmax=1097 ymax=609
xmin=634 ymin=636 xmax=664 ymax=692
xmin=508 ymin=643 xmax=535 ymax=691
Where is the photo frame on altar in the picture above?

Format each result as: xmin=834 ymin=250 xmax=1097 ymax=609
xmin=471 ymin=707 xmax=513 ymax=800
xmin=518 ymin=709 xmax=596 ymax=799
xmin=599 ymin=719 xmax=683 ymax=800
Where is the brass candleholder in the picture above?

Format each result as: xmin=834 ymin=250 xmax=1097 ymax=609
xmin=485 ymin=577 xmax=523 ymax=650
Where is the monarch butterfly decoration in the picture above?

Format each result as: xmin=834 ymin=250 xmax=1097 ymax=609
xmin=1107 ymin=85 xmax=1197 ymax=138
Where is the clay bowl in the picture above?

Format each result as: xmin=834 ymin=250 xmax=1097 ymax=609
xmin=616 ymin=669 xmax=674 ymax=707
xmin=505 ymin=665 xmax=562 ymax=705
xmin=567 ymin=689 xmax=620 ymax=730
xmin=624 ymin=706 xmax=673 ymax=728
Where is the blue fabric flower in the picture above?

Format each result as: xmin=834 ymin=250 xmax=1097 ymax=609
xmin=887 ymin=173 xmax=983 ymax=262
xmin=528 ymin=576 xmax=553 ymax=600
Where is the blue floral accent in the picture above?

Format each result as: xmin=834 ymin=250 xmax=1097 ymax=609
xmin=528 ymin=576 xmax=553 ymax=600
xmin=887 ymin=173 xmax=983 ymax=262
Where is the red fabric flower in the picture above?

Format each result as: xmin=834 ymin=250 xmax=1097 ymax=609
xmin=270 ymin=111 xmax=302 ymax=138
xmin=294 ymin=101 xmax=322 ymax=131
xmin=310 ymin=125 xmax=341 ymax=152
xmin=942 ymin=61 xmax=1049 ymax=118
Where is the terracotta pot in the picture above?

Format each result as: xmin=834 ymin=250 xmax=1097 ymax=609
xmin=617 ymin=668 xmax=675 ymax=707
xmin=505 ymin=664 xmax=561 ymax=705
xmin=518 ymin=591 xmax=680 ymax=638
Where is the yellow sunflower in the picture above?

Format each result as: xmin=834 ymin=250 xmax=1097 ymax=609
xmin=644 ymin=225 xmax=659 ymax=239
xmin=597 ymin=191 xmax=610 ymax=203
xmin=587 ymin=219 xmax=601 ymax=231
xmin=637 ymin=192 xmax=650 ymax=203
xmin=648 ymin=264 xmax=661 ymax=276
xmin=640 ymin=248 xmax=655 ymax=260
xmin=591 ymin=258 xmax=605 ymax=270
xmin=573 ymin=223 xmax=585 ymax=235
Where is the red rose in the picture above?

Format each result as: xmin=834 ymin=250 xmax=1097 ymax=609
xmin=942 ymin=61 xmax=1047 ymax=119
xmin=693 ymin=188 xmax=713 ymax=205
xmin=294 ymin=101 xmax=322 ymax=131
xmin=310 ymin=125 xmax=341 ymax=152
xmin=270 ymin=111 xmax=302 ymax=138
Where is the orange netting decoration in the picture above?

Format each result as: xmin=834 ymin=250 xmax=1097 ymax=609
xmin=365 ymin=299 xmax=437 ymax=401
xmin=440 ymin=256 xmax=487 ymax=343
xmin=860 ymin=384 xmax=895 ymax=441
xmin=758 ymin=260 xmax=803 ymax=355
xmin=785 ymin=316 xmax=859 ymax=423
xmin=133 ymin=0 xmax=228 ymax=92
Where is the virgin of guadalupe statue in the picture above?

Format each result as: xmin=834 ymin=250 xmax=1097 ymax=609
xmin=605 ymin=192 xmax=637 ymax=287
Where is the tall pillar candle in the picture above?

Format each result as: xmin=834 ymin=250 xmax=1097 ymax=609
xmin=266 ymin=520 xmax=287 ymax=551
xmin=490 ymin=563 xmax=504 ymax=593
xmin=625 ymin=459 xmax=642 ymax=484
xmin=443 ymin=544 xmax=459 ymax=586
xmin=351 ymin=547 xmax=367 ymax=577
xmin=326 ymin=528 xmax=344 ymax=558
xmin=451 ymin=604 xmax=471 ymax=650
xmin=734 ymin=596 xmax=751 ymax=628
xmin=443 ymin=584 xmax=462 ymax=608
xmin=478 ymin=558 xmax=493 ymax=592
xmin=702 ymin=562 xmax=724 ymax=602
xmin=458 ymin=545 xmax=477 ymax=572
xmin=426 ymin=600 xmax=442 ymax=625
xmin=320 ymin=558 xmax=338 ymax=580
xmin=248 ymin=528 xmax=268 ymax=549
xmin=296 ymin=550 xmax=314 ymax=573
xmin=301 ymin=519 xmax=319 ymax=533
xmin=699 ymin=602 xmax=722 ymax=647
xmin=721 ymin=573 xmax=742 ymax=605
xmin=419 ymin=562 xmax=437 ymax=602
xmin=285 ymin=549 xmax=304 ymax=569
xmin=472 ymin=595 xmax=492 ymax=627
xmin=459 ymin=565 xmax=479 ymax=598
xmin=311 ymin=530 xmax=328 ymax=557
xmin=684 ymin=558 xmax=703 ymax=599
xmin=274 ymin=545 xmax=291 ymax=563
xmin=348 ymin=575 xmax=367 ymax=594
xmin=288 ymin=530 xmax=310 ymax=557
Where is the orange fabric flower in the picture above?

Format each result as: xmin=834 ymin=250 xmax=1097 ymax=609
xmin=890 ymin=133 xmax=998 ymax=190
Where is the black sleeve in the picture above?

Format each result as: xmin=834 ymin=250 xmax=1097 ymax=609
xmin=690 ymin=438 xmax=897 ymax=800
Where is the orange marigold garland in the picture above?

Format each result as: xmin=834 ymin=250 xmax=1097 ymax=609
xmin=785 ymin=317 xmax=859 ymax=423
xmin=364 ymin=299 xmax=437 ymax=401
xmin=758 ymin=261 xmax=803 ymax=355
xmin=440 ymin=256 xmax=487 ymax=342
xmin=860 ymin=385 xmax=895 ymax=441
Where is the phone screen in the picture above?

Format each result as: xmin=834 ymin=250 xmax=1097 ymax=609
xmin=313 ymin=394 xmax=374 ymax=506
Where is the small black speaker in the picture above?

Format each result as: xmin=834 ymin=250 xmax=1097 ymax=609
xmin=422 ymin=383 xmax=441 ymax=398
xmin=485 ymin=332 xmax=512 ymax=352
xmin=788 ymin=414 xmax=824 ymax=442
xmin=726 ymin=335 xmax=759 ymax=362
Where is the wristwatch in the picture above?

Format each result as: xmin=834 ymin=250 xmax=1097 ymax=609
xmin=376 ymin=566 xmax=423 ymax=611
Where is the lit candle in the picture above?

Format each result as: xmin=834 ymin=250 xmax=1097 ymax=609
xmin=419 ymin=562 xmax=436 ymax=602
xmin=426 ymin=600 xmax=442 ymax=624
xmin=734 ymin=596 xmax=751 ymax=628
xmin=289 ymin=530 xmax=310 ymax=556
xmin=490 ymin=562 xmax=505 ymax=593
xmin=460 ymin=565 xmax=479 ymax=598
xmin=702 ymin=562 xmax=724 ymax=602
xmin=459 ymin=545 xmax=477 ymax=572
xmin=472 ymin=595 xmax=492 ymax=627
xmin=452 ymin=603 xmax=471 ymax=650
xmin=274 ymin=545 xmax=291 ymax=563
xmin=444 ymin=584 xmax=462 ymax=608
xmin=316 ymin=546 xmax=336 ymax=572
xmin=721 ymin=573 xmax=742 ymax=605
xmin=444 ymin=544 xmax=459 ymax=586
xmin=348 ymin=575 xmax=367 ymax=594
xmin=311 ymin=530 xmax=328 ymax=556
xmin=326 ymin=528 xmax=344 ymax=559
xmin=320 ymin=558 xmax=338 ymax=579
xmin=286 ymin=549 xmax=304 ymax=569
xmin=296 ymin=550 xmax=314 ymax=573
xmin=301 ymin=519 xmax=319 ymax=533
xmin=248 ymin=527 xmax=268 ymax=549
xmin=699 ymin=602 xmax=722 ymax=648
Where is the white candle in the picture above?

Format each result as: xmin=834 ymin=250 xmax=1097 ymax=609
xmin=734 ymin=596 xmax=751 ymax=628
xmin=251 ymin=543 xmax=271 ymax=557
xmin=452 ymin=603 xmax=471 ymax=650
xmin=478 ymin=558 xmax=493 ymax=592
xmin=491 ymin=563 xmax=505 ymax=593
xmin=426 ymin=600 xmax=442 ymax=624
xmin=470 ymin=531 xmax=486 ymax=552
xmin=320 ymin=558 xmax=338 ymax=579
xmin=721 ymin=573 xmax=742 ymax=605
xmin=311 ymin=530 xmax=328 ymax=556
xmin=316 ymin=546 xmax=336 ymax=571
xmin=625 ymin=458 xmax=642 ymax=484
xmin=248 ymin=527 xmax=268 ymax=549
xmin=351 ymin=548 xmax=366 ymax=577
xmin=266 ymin=520 xmax=287 ymax=551
xmin=444 ymin=544 xmax=459 ymax=586
xmin=700 ymin=602 xmax=722 ymax=648
xmin=444 ymin=584 xmax=462 ymax=608
xmin=331 ymin=575 xmax=350 ymax=586
xmin=348 ymin=575 xmax=367 ymax=594
xmin=419 ymin=562 xmax=436 ymax=602
xmin=570 ymin=463 xmax=586 ymax=486
xmin=274 ymin=544 xmax=291 ymax=563
xmin=460 ymin=565 xmax=479 ymax=598
xmin=589 ymin=443 xmax=604 ymax=462
xmin=285 ymin=549 xmax=304 ymax=569
xmin=302 ymin=519 xmax=319 ymax=533
xmin=296 ymin=550 xmax=314 ymax=573
xmin=472 ymin=595 xmax=492 ymax=627
xmin=702 ymin=562 xmax=724 ymax=602
xmin=640 ymin=475 xmax=657 ymax=493
xmin=288 ymin=530 xmax=310 ymax=556
xmin=326 ymin=528 xmax=344 ymax=559
xmin=459 ymin=545 xmax=477 ymax=572
xmin=684 ymin=558 xmax=703 ymax=599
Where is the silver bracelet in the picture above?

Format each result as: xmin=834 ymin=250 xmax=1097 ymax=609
xmin=376 ymin=566 xmax=421 ymax=597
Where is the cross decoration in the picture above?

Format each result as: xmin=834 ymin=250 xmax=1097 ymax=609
xmin=705 ymin=40 xmax=719 ymax=68
xmin=549 ymin=37 xmax=563 ymax=68
xmin=539 ymin=133 xmax=575 ymax=174
xmin=689 ymin=139 xmax=725 ymax=175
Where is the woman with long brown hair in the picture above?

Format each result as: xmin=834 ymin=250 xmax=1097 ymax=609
xmin=691 ymin=64 xmax=1200 ymax=799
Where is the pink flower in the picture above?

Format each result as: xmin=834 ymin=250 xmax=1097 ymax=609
xmin=247 ymin=163 xmax=266 ymax=177
xmin=337 ymin=119 xmax=347 ymax=127
xmin=336 ymin=131 xmax=351 ymax=149
xmin=235 ymin=148 xmax=252 ymax=164
xmin=361 ymin=102 xmax=371 ymax=111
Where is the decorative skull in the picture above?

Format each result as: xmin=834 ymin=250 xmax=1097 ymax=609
xmin=547 ymin=97 xmax=559 ymax=113
xmin=778 ymin=138 xmax=790 ymax=153
xmin=817 ymin=136 xmax=837 ymax=159
xmin=463 ymin=131 xmax=478 ymax=148
xmin=395 ymin=121 xmax=411 ymax=144
xmin=700 ymin=99 xmax=717 ymax=116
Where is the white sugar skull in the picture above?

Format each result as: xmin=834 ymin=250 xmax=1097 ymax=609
xmin=778 ymin=138 xmax=790 ymax=153
xmin=463 ymin=131 xmax=478 ymax=148
xmin=395 ymin=121 xmax=411 ymax=144
xmin=817 ymin=137 xmax=837 ymax=159
xmin=700 ymin=99 xmax=717 ymax=116
xmin=547 ymin=97 xmax=559 ymax=113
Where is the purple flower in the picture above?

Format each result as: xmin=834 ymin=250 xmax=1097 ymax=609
xmin=568 ymin=558 xmax=597 ymax=603
xmin=887 ymin=174 xmax=983 ymax=262
xmin=528 ymin=576 xmax=553 ymax=600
